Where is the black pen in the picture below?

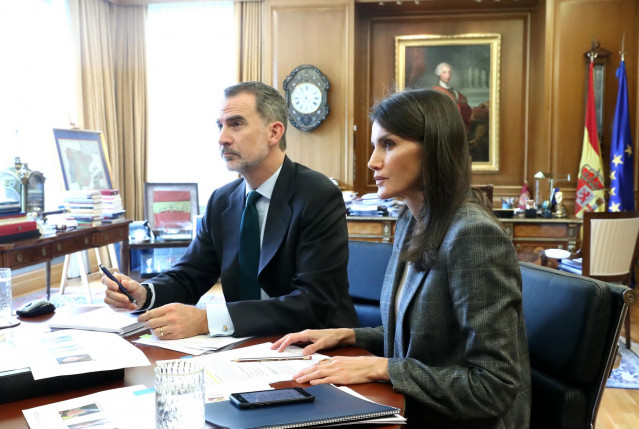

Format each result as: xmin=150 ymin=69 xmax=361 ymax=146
xmin=98 ymin=263 xmax=138 ymax=306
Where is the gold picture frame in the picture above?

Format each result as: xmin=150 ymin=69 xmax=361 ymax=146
xmin=396 ymin=34 xmax=501 ymax=172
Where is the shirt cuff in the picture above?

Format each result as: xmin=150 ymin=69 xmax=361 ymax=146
xmin=206 ymin=302 xmax=235 ymax=336
xmin=138 ymin=283 xmax=156 ymax=311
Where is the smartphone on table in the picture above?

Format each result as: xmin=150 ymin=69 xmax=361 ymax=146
xmin=229 ymin=387 xmax=315 ymax=409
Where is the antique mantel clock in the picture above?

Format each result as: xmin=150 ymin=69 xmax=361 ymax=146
xmin=0 ymin=157 xmax=46 ymax=213
xmin=283 ymin=65 xmax=330 ymax=132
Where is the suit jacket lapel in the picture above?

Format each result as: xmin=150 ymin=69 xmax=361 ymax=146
xmin=260 ymin=157 xmax=294 ymax=273
xmin=383 ymin=212 xmax=427 ymax=357
xmin=394 ymin=265 xmax=426 ymax=355
xmin=222 ymin=183 xmax=246 ymax=270
xmin=383 ymin=211 xmax=410 ymax=358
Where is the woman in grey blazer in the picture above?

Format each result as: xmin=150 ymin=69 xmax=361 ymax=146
xmin=273 ymin=89 xmax=531 ymax=428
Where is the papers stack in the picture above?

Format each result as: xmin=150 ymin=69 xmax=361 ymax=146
xmin=12 ymin=329 xmax=150 ymax=380
xmin=23 ymin=385 xmax=155 ymax=429
xmin=346 ymin=193 xmax=403 ymax=217
xmin=48 ymin=306 xmax=146 ymax=337
xmin=158 ymin=342 xmax=330 ymax=403
xmin=134 ymin=334 xmax=250 ymax=355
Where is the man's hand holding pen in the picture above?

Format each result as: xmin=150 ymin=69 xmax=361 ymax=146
xmin=101 ymin=271 xmax=146 ymax=312
xmin=101 ymin=270 xmax=210 ymax=340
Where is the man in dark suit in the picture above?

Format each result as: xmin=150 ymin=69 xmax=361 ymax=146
xmin=103 ymin=81 xmax=358 ymax=339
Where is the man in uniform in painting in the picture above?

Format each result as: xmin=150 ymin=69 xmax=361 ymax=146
xmin=433 ymin=62 xmax=472 ymax=135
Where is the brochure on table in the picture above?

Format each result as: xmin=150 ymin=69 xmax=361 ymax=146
xmin=23 ymin=385 xmax=154 ymax=429
xmin=13 ymin=329 xmax=150 ymax=380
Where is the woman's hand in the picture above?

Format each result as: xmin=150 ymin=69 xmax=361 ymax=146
xmin=293 ymin=356 xmax=390 ymax=385
xmin=271 ymin=328 xmax=356 ymax=356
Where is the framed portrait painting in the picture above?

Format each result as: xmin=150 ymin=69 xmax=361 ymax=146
xmin=53 ymin=128 xmax=113 ymax=190
xmin=144 ymin=182 xmax=199 ymax=236
xmin=395 ymin=33 xmax=501 ymax=172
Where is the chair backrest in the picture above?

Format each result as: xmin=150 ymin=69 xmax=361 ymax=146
xmin=347 ymin=240 xmax=393 ymax=328
xmin=520 ymin=261 xmax=633 ymax=429
xmin=472 ymin=184 xmax=494 ymax=207
xmin=582 ymin=210 xmax=639 ymax=280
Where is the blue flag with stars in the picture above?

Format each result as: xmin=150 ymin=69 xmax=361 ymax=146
xmin=609 ymin=59 xmax=634 ymax=212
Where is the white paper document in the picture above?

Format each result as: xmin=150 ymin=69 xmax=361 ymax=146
xmin=133 ymin=333 xmax=250 ymax=355
xmin=14 ymin=329 xmax=151 ymax=380
xmin=0 ymin=330 xmax=29 ymax=373
xmin=23 ymin=384 xmax=155 ymax=429
xmin=158 ymin=342 xmax=329 ymax=402
xmin=48 ymin=306 xmax=146 ymax=336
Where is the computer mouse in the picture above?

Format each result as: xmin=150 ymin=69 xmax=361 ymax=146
xmin=16 ymin=299 xmax=56 ymax=317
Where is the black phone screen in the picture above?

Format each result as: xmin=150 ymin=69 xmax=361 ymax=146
xmin=230 ymin=387 xmax=314 ymax=408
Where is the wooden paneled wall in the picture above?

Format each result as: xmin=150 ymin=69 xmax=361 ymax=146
xmin=354 ymin=10 xmax=531 ymax=197
xmin=263 ymin=0 xmax=638 ymax=212
xmin=537 ymin=0 xmax=638 ymax=212
xmin=263 ymin=0 xmax=355 ymax=188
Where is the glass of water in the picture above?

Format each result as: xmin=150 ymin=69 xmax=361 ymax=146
xmin=0 ymin=268 xmax=12 ymax=323
xmin=155 ymin=359 xmax=205 ymax=429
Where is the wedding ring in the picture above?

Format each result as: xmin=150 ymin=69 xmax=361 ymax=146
xmin=318 ymin=358 xmax=331 ymax=365
xmin=160 ymin=327 xmax=164 ymax=337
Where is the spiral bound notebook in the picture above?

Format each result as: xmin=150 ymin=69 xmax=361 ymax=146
xmin=204 ymin=383 xmax=401 ymax=429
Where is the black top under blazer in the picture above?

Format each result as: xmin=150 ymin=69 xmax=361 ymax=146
xmin=355 ymin=203 xmax=531 ymax=428
xmin=146 ymin=156 xmax=358 ymax=336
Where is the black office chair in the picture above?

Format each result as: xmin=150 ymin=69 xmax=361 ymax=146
xmin=347 ymin=240 xmax=393 ymax=328
xmin=520 ymin=262 xmax=634 ymax=429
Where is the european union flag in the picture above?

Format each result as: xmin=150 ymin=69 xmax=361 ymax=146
xmin=609 ymin=60 xmax=635 ymax=212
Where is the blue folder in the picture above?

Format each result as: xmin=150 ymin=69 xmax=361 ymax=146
xmin=204 ymin=383 xmax=400 ymax=429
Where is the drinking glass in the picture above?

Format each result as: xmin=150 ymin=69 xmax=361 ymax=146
xmin=0 ymin=268 xmax=12 ymax=322
xmin=155 ymin=359 xmax=205 ymax=429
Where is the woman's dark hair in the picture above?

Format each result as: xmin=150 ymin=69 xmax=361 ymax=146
xmin=369 ymin=89 xmax=472 ymax=271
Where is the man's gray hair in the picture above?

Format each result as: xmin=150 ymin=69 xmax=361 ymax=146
xmin=224 ymin=81 xmax=288 ymax=150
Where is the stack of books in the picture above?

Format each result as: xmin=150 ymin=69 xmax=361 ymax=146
xmin=0 ymin=199 xmax=21 ymax=216
xmin=62 ymin=190 xmax=103 ymax=228
xmin=347 ymin=194 xmax=403 ymax=217
xmin=0 ymin=213 xmax=40 ymax=243
xmin=100 ymin=189 xmax=126 ymax=223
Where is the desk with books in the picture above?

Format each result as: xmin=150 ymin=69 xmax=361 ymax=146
xmin=0 ymin=313 xmax=405 ymax=428
xmin=0 ymin=220 xmax=132 ymax=299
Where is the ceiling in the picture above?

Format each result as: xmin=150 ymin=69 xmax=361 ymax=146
xmin=112 ymin=0 xmax=542 ymax=10
xmin=356 ymin=0 xmax=542 ymax=14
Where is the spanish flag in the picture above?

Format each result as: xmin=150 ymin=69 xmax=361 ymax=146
xmin=575 ymin=60 xmax=605 ymax=218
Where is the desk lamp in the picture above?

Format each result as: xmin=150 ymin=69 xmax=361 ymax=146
xmin=534 ymin=172 xmax=572 ymax=206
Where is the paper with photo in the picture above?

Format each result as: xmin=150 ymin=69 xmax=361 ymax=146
xmin=133 ymin=333 xmax=250 ymax=355
xmin=14 ymin=329 xmax=150 ymax=380
xmin=23 ymin=384 xmax=154 ymax=429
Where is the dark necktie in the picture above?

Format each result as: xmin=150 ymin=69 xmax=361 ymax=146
xmin=238 ymin=191 xmax=261 ymax=300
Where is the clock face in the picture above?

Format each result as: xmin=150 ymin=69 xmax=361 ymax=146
xmin=291 ymin=83 xmax=322 ymax=114
xmin=283 ymin=65 xmax=330 ymax=132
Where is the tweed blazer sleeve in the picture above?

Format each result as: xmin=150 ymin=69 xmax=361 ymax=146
xmin=383 ymin=204 xmax=530 ymax=425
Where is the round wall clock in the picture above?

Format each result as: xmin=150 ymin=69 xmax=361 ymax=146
xmin=283 ymin=65 xmax=330 ymax=132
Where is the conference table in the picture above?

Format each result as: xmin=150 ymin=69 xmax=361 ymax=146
xmin=0 ymin=310 xmax=405 ymax=428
